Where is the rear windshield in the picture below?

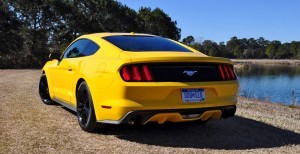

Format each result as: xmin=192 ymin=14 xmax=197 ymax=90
xmin=103 ymin=35 xmax=191 ymax=52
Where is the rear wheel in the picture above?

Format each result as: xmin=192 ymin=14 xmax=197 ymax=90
xmin=39 ymin=74 xmax=55 ymax=105
xmin=76 ymin=81 xmax=105 ymax=132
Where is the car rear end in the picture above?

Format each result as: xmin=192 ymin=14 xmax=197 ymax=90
xmin=94 ymin=34 xmax=238 ymax=125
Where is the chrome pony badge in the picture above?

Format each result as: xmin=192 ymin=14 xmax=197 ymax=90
xmin=183 ymin=70 xmax=197 ymax=76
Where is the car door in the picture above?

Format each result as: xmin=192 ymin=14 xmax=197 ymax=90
xmin=52 ymin=39 xmax=89 ymax=103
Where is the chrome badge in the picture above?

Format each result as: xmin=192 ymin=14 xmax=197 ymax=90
xmin=183 ymin=70 xmax=197 ymax=76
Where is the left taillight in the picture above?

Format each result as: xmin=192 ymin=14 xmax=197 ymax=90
xmin=120 ymin=65 xmax=154 ymax=82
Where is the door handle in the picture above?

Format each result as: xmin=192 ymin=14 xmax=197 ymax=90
xmin=68 ymin=66 xmax=72 ymax=71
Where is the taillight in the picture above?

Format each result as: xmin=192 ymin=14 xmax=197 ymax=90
xmin=121 ymin=67 xmax=130 ymax=81
xmin=228 ymin=66 xmax=235 ymax=79
xmin=218 ymin=65 xmax=236 ymax=80
xmin=142 ymin=66 xmax=153 ymax=81
xmin=223 ymin=65 xmax=230 ymax=79
xmin=132 ymin=66 xmax=142 ymax=81
xmin=218 ymin=65 xmax=225 ymax=79
xmin=120 ymin=65 xmax=154 ymax=82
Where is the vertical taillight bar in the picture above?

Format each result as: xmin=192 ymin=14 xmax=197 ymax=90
xmin=218 ymin=65 xmax=225 ymax=79
xmin=223 ymin=65 xmax=230 ymax=79
xmin=132 ymin=66 xmax=142 ymax=81
xmin=121 ymin=67 xmax=130 ymax=81
xmin=142 ymin=66 xmax=153 ymax=81
xmin=228 ymin=66 xmax=235 ymax=79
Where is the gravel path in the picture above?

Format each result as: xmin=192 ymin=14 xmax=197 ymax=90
xmin=0 ymin=70 xmax=299 ymax=153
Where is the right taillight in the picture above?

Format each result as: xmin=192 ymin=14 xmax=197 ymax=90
xmin=120 ymin=65 xmax=154 ymax=82
xmin=218 ymin=65 xmax=236 ymax=80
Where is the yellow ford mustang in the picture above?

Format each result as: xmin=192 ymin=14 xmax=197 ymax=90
xmin=39 ymin=33 xmax=238 ymax=132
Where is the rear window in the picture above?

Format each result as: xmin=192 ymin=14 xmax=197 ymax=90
xmin=103 ymin=35 xmax=191 ymax=52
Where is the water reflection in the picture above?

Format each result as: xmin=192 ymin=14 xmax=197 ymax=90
xmin=235 ymin=64 xmax=300 ymax=105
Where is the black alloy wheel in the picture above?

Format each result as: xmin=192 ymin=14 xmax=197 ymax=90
xmin=39 ymin=74 xmax=54 ymax=105
xmin=76 ymin=81 xmax=104 ymax=132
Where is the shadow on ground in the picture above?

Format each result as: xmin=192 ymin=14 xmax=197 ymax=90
xmin=60 ymin=106 xmax=300 ymax=150
xmin=99 ymin=116 xmax=300 ymax=150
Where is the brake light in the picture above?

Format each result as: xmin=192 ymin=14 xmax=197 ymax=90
xmin=120 ymin=65 xmax=154 ymax=82
xmin=223 ymin=65 xmax=230 ymax=79
xmin=121 ymin=67 xmax=130 ymax=81
xmin=218 ymin=65 xmax=225 ymax=79
xmin=228 ymin=66 xmax=235 ymax=79
xmin=218 ymin=65 xmax=236 ymax=80
xmin=142 ymin=66 xmax=153 ymax=81
xmin=132 ymin=66 xmax=142 ymax=81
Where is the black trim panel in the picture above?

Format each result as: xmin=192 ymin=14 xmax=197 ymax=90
xmin=52 ymin=98 xmax=77 ymax=112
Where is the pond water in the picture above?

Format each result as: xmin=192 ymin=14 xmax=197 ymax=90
xmin=236 ymin=64 xmax=300 ymax=106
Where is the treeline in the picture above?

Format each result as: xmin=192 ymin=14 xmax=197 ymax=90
xmin=0 ymin=0 xmax=180 ymax=68
xmin=182 ymin=36 xmax=300 ymax=59
xmin=1 ymin=1 xmax=300 ymax=69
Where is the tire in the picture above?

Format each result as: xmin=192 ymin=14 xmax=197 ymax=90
xmin=39 ymin=74 xmax=55 ymax=105
xmin=76 ymin=81 xmax=105 ymax=132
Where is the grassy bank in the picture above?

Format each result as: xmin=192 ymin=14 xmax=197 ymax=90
xmin=231 ymin=59 xmax=300 ymax=65
xmin=0 ymin=70 xmax=299 ymax=153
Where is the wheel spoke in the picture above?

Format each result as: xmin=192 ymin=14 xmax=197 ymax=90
xmin=83 ymin=91 xmax=88 ymax=103
xmin=80 ymin=109 xmax=87 ymax=124
xmin=79 ymin=91 xmax=86 ymax=104
xmin=84 ymin=107 xmax=89 ymax=116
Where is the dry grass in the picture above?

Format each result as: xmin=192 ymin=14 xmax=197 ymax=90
xmin=231 ymin=59 xmax=300 ymax=65
xmin=0 ymin=70 xmax=300 ymax=153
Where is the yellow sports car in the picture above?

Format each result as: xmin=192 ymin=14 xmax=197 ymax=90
xmin=39 ymin=33 xmax=238 ymax=132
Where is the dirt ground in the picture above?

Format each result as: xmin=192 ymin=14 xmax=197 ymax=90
xmin=0 ymin=70 xmax=299 ymax=154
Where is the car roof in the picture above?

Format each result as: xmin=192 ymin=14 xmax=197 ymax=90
xmin=86 ymin=32 xmax=156 ymax=38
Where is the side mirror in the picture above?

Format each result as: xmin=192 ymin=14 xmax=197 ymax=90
xmin=49 ymin=52 xmax=61 ymax=61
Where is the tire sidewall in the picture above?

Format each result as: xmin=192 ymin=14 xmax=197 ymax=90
xmin=76 ymin=81 xmax=97 ymax=131
xmin=39 ymin=74 xmax=53 ymax=105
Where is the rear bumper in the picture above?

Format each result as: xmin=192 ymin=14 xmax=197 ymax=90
xmin=97 ymin=105 xmax=236 ymax=125
xmin=89 ymin=70 xmax=239 ymax=122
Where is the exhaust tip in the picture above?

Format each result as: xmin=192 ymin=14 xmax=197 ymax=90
xmin=128 ymin=120 xmax=135 ymax=125
xmin=127 ymin=115 xmax=143 ymax=125
xmin=222 ymin=106 xmax=236 ymax=119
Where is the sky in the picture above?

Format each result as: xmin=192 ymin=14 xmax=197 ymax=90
xmin=118 ymin=0 xmax=300 ymax=43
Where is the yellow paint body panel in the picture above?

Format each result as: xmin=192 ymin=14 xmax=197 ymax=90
xmin=42 ymin=33 xmax=238 ymax=124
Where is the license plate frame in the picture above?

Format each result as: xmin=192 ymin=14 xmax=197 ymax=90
xmin=181 ymin=89 xmax=205 ymax=103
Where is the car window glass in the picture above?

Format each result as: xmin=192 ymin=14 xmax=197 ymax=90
xmin=62 ymin=39 xmax=99 ymax=59
xmin=63 ymin=40 xmax=88 ymax=58
xmin=103 ymin=35 xmax=191 ymax=52
xmin=81 ymin=41 xmax=99 ymax=56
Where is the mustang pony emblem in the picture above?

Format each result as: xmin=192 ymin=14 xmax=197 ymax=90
xmin=183 ymin=70 xmax=197 ymax=76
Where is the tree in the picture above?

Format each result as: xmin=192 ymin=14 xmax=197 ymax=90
xmin=0 ymin=0 xmax=23 ymax=55
xmin=290 ymin=41 xmax=300 ymax=59
xmin=182 ymin=36 xmax=195 ymax=45
xmin=256 ymin=37 xmax=269 ymax=58
xmin=266 ymin=41 xmax=281 ymax=59
xmin=138 ymin=7 xmax=181 ymax=40
xmin=226 ymin=36 xmax=239 ymax=58
xmin=201 ymin=40 xmax=220 ymax=56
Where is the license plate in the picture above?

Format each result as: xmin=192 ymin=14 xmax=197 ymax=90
xmin=181 ymin=89 xmax=205 ymax=103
